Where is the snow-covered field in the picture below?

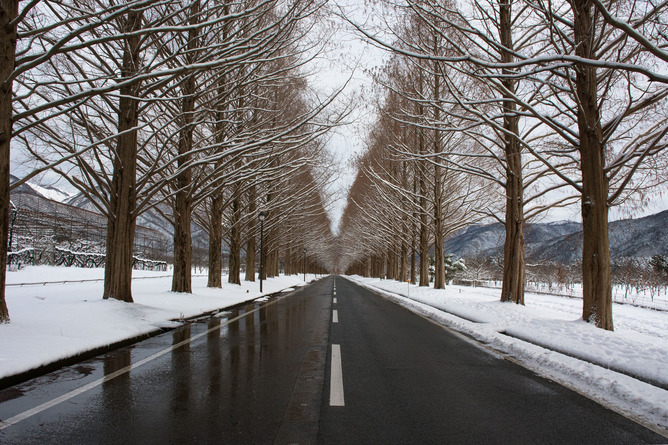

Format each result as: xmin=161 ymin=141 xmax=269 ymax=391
xmin=1 ymin=266 xmax=313 ymax=381
xmin=346 ymin=276 xmax=668 ymax=436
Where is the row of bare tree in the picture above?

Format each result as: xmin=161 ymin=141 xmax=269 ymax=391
xmin=337 ymin=0 xmax=668 ymax=330
xmin=0 ymin=0 xmax=339 ymax=322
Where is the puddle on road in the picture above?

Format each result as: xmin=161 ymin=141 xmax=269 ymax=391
xmin=72 ymin=365 xmax=95 ymax=377
xmin=0 ymin=387 xmax=25 ymax=403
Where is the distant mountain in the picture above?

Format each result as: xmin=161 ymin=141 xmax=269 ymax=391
xmin=65 ymin=191 xmax=176 ymax=237
xmin=11 ymin=176 xmax=175 ymax=239
xmin=8 ymin=174 xmax=39 ymax=196
xmin=9 ymin=174 xmax=71 ymax=203
xmin=443 ymin=223 xmax=506 ymax=259
xmin=28 ymin=183 xmax=72 ymax=203
xmin=9 ymin=175 xmax=73 ymax=202
xmin=65 ymin=191 xmax=210 ymax=250
xmin=444 ymin=211 xmax=668 ymax=263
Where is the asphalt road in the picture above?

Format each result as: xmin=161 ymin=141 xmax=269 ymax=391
xmin=320 ymin=277 xmax=666 ymax=444
xmin=0 ymin=276 xmax=665 ymax=444
xmin=0 ymin=279 xmax=332 ymax=444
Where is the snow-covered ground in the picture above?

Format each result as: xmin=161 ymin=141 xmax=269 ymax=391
xmin=2 ymin=267 xmax=667 ymax=436
xmin=346 ymin=276 xmax=668 ymax=436
xmin=1 ymin=266 xmax=315 ymax=381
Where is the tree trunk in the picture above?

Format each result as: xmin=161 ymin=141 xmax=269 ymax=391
xmin=207 ymin=195 xmax=223 ymax=288
xmin=171 ymin=0 xmax=199 ymax=294
xmin=286 ymin=245 xmax=293 ymax=275
xmin=419 ymin=200 xmax=430 ymax=285
xmin=245 ymin=184 xmax=256 ymax=281
xmin=433 ymin=173 xmax=445 ymax=289
xmin=172 ymin=190 xmax=193 ymax=293
xmin=500 ymin=179 xmax=525 ymax=304
xmin=103 ymin=9 xmax=142 ymax=303
xmin=499 ymin=0 xmax=526 ymax=305
xmin=170 ymin=89 xmax=194 ymax=293
xmin=260 ymin=228 xmax=267 ymax=281
xmin=411 ymin=164 xmax=418 ymax=285
xmin=432 ymin=70 xmax=445 ymax=290
xmin=0 ymin=0 xmax=17 ymax=322
xmin=228 ymin=188 xmax=241 ymax=284
xmin=573 ymin=0 xmax=613 ymax=330
xmin=418 ymin=141 xmax=430 ymax=286
xmin=386 ymin=250 xmax=393 ymax=280
xmin=400 ymin=239 xmax=408 ymax=282
xmin=209 ymin=0 xmax=229 ymax=288
xmin=267 ymin=246 xmax=278 ymax=278
xmin=416 ymin=68 xmax=430 ymax=287
xmin=245 ymin=235 xmax=256 ymax=281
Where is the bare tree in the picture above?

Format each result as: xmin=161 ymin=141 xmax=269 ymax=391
xmin=348 ymin=0 xmax=668 ymax=329
xmin=336 ymin=72 xmax=491 ymax=285
xmin=14 ymin=0 xmax=224 ymax=302
xmin=519 ymin=0 xmax=668 ymax=329
xmin=104 ymin=6 xmax=144 ymax=301
xmin=0 ymin=0 xmax=17 ymax=322
xmin=2 ymin=0 xmax=174 ymax=315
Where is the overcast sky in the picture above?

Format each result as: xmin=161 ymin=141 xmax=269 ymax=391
xmin=304 ymin=0 xmax=391 ymax=234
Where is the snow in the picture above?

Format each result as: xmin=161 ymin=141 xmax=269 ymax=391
xmin=1 ymin=266 xmax=315 ymax=382
xmin=26 ymin=183 xmax=72 ymax=203
xmin=2 ymin=267 xmax=667 ymax=435
xmin=345 ymin=276 xmax=668 ymax=435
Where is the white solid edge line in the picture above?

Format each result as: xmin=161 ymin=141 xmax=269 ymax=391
xmin=0 ymin=297 xmax=282 ymax=431
xmin=332 ymin=309 xmax=338 ymax=323
xmin=330 ymin=344 xmax=345 ymax=407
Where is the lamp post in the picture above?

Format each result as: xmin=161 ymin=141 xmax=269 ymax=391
xmin=303 ymin=247 xmax=306 ymax=282
xmin=259 ymin=211 xmax=265 ymax=293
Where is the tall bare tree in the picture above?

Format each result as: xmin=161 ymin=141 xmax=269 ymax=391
xmin=3 ymin=0 xmax=174 ymax=312
xmin=104 ymin=6 xmax=144 ymax=301
xmin=0 ymin=0 xmax=18 ymax=321
xmin=349 ymin=0 xmax=668 ymax=330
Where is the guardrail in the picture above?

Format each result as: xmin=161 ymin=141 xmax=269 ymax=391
xmin=6 ymin=274 xmax=208 ymax=287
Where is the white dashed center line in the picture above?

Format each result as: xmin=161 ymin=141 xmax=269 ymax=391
xmin=330 ymin=344 xmax=345 ymax=406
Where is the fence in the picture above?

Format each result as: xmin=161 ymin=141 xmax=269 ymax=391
xmin=452 ymin=278 xmax=668 ymax=311
xmin=8 ymin=190 xmax=170 ymax=268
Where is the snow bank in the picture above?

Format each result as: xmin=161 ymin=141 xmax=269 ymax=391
xmin=1 ymin=266 xmax=314 ymax=381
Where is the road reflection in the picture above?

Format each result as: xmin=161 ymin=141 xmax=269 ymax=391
xmin=102 ymin=349 xmax=132 ymax=423
xmin=0 ymin=279 xmax=334 ymax=444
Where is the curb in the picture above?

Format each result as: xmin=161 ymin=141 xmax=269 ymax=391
xmin=0 ymin=284 xmax=309 ymax=391
xmin=347 ymin=277 xmax=668 ymax=393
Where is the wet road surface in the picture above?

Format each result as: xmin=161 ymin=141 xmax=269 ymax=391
xmin=0 ymin=278 xmax=332 ymax=444
xmin=1 ymin=276 xmax=666 ymax=444
xmin=318 ymin=278 xmax=666 ymax=444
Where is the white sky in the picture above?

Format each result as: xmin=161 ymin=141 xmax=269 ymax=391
xmin=303 ymin=0 xmax=391 ymax=234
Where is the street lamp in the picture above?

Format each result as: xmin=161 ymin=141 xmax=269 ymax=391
xmin=259 ymin=211 xmax=266 ymax=293
xmin=303 ymin=247 xmax=306 ymax=282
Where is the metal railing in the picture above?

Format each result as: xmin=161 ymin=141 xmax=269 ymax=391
xmin=6 ymin=274 xmax=208 ymax=287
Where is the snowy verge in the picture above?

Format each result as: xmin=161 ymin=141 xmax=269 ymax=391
xmin=345 ymin=275 xmax=668 ymax=436
xmin=1 ymin=266 xmax=317 ymax=382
